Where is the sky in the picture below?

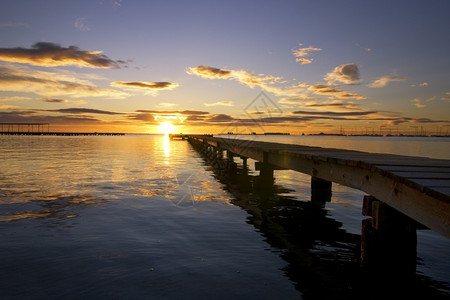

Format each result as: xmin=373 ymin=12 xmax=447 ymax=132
xmin=0 ymin=0 xmax=449 ymax=134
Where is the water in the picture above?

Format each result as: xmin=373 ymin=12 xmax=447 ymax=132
xmin=0 ymin=134 xmax=449 ymax=299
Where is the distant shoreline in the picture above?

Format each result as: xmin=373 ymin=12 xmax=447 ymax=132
xmin=2 ymin=132 xmax=449 ymax=138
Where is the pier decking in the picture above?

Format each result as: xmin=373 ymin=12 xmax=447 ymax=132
xmin=176 ymin=134 xmax=450 ymax=240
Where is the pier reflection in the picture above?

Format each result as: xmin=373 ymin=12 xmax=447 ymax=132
xmin=194 ymin=146 xmax=450 ymax=299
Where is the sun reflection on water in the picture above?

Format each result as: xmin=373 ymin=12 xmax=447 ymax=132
xmin=162 ymin=134 xmax=170 ymax=163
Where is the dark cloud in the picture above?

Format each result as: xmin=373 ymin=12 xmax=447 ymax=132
xmin=304 ymin=102 xmax=359 ymax=110
xmin=111 ymin=81 xmax=179 ymax=90
xmin=0 ymin=42 xmax=124 ymax=68
xmin=308 ymin=84 xmax=366 ymax=100
xmin=324 ymin=63 xmax=360 ymax=85
xmin=0 ymin=110 xmax=102 ymax=124
xmin=39 ymin=98 xmax=69 ymax=103
xmin=292 ymin=110 xmax=375 ymax=117
xmin=180 ymin=110 xmax=210 ymax=115
xmin=127 ymin=112 xmax=157 ymax=123
xmin=135 ymin=109 xmax=209 ymax=115
xmin=127 ymin=109 xmax=211 ymax=125
xmin=49 ymin=108 xmax=123 ymax=115
xmin=207 ymin=114 xmax=235 ymax=122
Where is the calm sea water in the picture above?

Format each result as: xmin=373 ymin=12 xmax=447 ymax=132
xmin=0 ymin=134 xmax=448 ymax=299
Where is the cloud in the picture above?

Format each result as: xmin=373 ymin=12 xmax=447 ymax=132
xmin=292 ymin=110 xmax=375 ymax=117
xmin=324 ymin=63 xmax=360 ymax=85
xmin=207 ymin=114 xmax=235 ymax=122
xmin=303 ymin=101 xmax=361 ymax=111
xmin=188 ymin=65 xmax=294 ymax=97
xmin=411 ymin=98 xmax=426 ymax=108
xmin=292 ymin=44 xmax=321 ymax=64
xmin=0 ymin=105 xmax=22 ymax=110
xmin=0 ymin=96 xmax=33 ymax=102
xmin=410 ymin=82 xmax=429 ymax=87
xmin=308 ymin=84 xmax=366 ymax=100
xmin=0 ymin=42 xmax=124 ymax=68
xmin=111 ymin=81 xmax=179 ymax=90
xmin=39 ymin=98 xmax=69 ymax=103
xmin=158 ymin=102 xmax=178 ymax=107
xmin=187 ymin=65 xmax=232 ymax=79
xmin=0 ymin=63 xmax=128 ymax=98
xmin=189 ymin=64 xmax=368 ymax=103
xmin=0 ymin=110 xmax=104 ymax=125
xmin=49 ymin=108 xmax=123 ymax=115
xmin=127 ymin=109 xmax=210 ymax=124
xmin=295 ymin=58 xmax=313 ymax=65
xmin=136 ymin=109 xmax=209 ymax=115
xmin=278 ymin=95 xmax=319 ymax=105
xmin=368 ymin=75 xmax=407 ymax=88
xmin=441 ymin=92 xmax=450 ymax=102
xmin=204 ymin=101 xmax=234 ymax=107
xmin=74 ymin=17 xmax=91 ymax=31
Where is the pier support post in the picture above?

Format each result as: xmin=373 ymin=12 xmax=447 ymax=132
xmin=255 ymin=161 xmax=274 ymax=185
xmin=241 ymin=157 xmax=248 ymax=171
xmin=361 ymin=195 xmax=417 ymax=275
xmin=311 ymin=177 xmax=332 ymax=206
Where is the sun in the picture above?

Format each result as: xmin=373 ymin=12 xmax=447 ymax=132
xmin=158 ymin=121 xmax=176 ymax=135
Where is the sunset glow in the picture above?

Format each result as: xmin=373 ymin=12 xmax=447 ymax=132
xmin=158 ymin=122 xmax=176 ymax=135
xmin=0 ymin=1 xmax=449 ymax=135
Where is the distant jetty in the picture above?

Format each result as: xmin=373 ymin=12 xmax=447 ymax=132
xmin=0 ymin=131 xmax=125 ymax=136
xmin=0 ymin=123 xmax=125 ymax=136
xmin=264 ymin=132 xmax=290 ymax=135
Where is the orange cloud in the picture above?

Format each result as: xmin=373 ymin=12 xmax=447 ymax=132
xmin=292 ymin=44 xmax=321 ymax=64
xmin=0 ymin=64 xmax=128 ymax=98
xmin=188 ymin=65 xmax=290 ymax=96
xmin=368 ymin=75 xmax=407 ymax=88
xmin=440 ymin=92 xmax=450 ymax=102
xmin=187 ymin=65 xmax=232 ymax=79
xmin=308 ymin=84 xmax=366 ymax=100
xmin=411 ymin=98 xmax=426 ymax=108
xmin=204 ymin=101 xmax=234 ymax=107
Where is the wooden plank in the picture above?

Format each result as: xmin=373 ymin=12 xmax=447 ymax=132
xmin=377 ymin=165 xmax=450 ymax=172
xmin=409 ymin=179 xmax=450 ymax=188
xmin=433 ymin=187 xmax=450 ymax=195
xmin=391 ymin=172 xmax=450 ymax=179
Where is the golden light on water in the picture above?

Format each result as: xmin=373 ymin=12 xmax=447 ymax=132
xmin=162 ymin=134 xmax=171 ymax=163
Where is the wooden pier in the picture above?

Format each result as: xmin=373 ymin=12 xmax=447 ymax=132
xmin=175 ymin=134 xmax=450 ymax=271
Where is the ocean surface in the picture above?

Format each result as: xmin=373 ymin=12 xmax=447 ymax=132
xmin=0 ymin=134 xmax=449 ymax=299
